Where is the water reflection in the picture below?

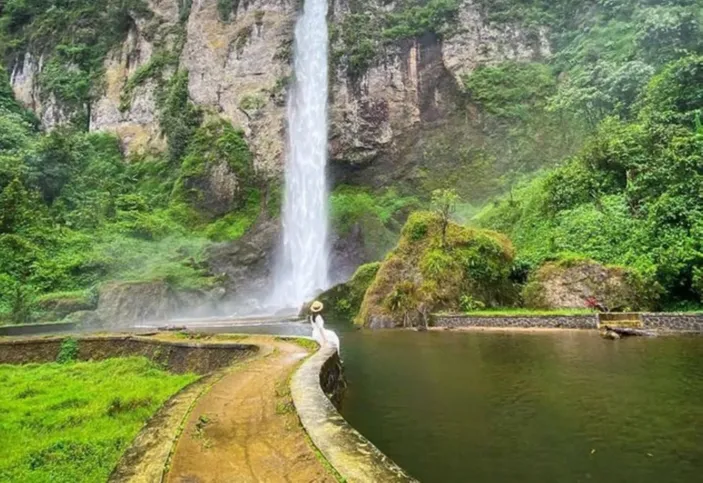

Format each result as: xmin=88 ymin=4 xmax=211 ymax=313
xmin=339 ymin=330 xmax=703 ymax=483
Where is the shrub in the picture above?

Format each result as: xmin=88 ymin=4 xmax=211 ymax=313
xmin=56 ymin=338 xmax=79 ymax=364
xmin=316 ymin=262 xmax=381 ymax=320
xmin=460 ymin=295 xmax=485 ymax=312
xmin=330 ymin=186 xmax=419 ymax=260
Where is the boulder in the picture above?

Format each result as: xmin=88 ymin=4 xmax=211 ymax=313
xmin=522 ymin=258 xmax=656 ymax=311
xmin=205 ymin=218 xmax=279 ymax=303
xmin=96 ymin=281 xmax=213 ymax=326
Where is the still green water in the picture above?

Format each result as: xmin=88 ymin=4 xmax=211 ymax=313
xmin=338 ymin=330 xmax=703 ymax=483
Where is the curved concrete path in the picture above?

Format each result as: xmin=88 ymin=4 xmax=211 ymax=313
xmin=166 ymin=337 xmax=335 ymax=483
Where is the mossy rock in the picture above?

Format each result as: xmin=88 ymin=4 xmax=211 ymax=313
xmin=522 ymin=258 xmax=659 ymax=311
xmin=315 ymin=262 xmax=381 ymax=322
xmin=35 ymin=291 xmax=97 ymax=322
xmin=172 ymin=119 xmax=254 ymax=219
xmin=356 ymin=211 xmax=517 ymax=328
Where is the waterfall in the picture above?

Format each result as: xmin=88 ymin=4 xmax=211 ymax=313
xmin=271 ymin=0 xmax=330 ymax=309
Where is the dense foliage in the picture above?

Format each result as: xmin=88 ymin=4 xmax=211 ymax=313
xmin=0 ymin=357 xmax=196 ymax=482
xmin=0 ymin=64 xmax=261 ymax=323
xmin=478 ymin=55 xmax=703 ymax=308
xmin=1 ymin=0 xmax=702 ymax=321
xmin=330 ymin=185 xmax=420 ymax=261
xmin=332 ymin=0 xmax=703 ymax=312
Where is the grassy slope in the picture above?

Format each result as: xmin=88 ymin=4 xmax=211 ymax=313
xmin=0 ymin=358 xmax=197 ymax=482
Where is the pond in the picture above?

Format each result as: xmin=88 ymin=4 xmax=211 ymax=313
xmin=337 ymin=329 xmax=703 ymax=483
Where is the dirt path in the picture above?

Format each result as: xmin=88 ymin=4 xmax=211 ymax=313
xmin=166 ymin=337 xmax=336 ymax=483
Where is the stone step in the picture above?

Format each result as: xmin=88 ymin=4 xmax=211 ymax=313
xmin=598 ymin=319 xmax=643 ymax=329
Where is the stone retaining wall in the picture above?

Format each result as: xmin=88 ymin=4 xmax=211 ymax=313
xmin=291 ymin=346 xmax=418 ymax=483
xmin=432 ymin=313 xmax=703 ymax=332
xmin=0 ymin=335 xmax=257 ymax=374
xmin=433 ymin=314 xmax=598 ymax=329
xmin=641 ymin=313 xmax=703 ymax=332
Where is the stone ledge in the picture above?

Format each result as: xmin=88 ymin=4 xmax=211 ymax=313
xmin=291 ymin=346 xmax=418 ymax=483
xmin=0 ymin=321 xmax=78 ymax=337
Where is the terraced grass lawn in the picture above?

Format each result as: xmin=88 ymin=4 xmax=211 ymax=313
xmin=0 ymin=358 xmax=198 ymax=482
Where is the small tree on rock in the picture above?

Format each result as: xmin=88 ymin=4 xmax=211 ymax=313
xmin=431 ymin=188 xmax=460 ymax=247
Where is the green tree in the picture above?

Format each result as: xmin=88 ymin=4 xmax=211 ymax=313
xmin=431 ymin=188 xmax=460 ymax=247
xmin=0 ymin=178 xmax=35 ymax=233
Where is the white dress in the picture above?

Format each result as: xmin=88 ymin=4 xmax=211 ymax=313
xmin=310 ymin=314 xmax=340 ymax=353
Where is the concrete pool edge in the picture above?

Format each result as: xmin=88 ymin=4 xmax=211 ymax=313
xmin=291 ymin=346 xmax=418 ymax=483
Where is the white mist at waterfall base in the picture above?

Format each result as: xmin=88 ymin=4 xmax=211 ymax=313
xmin=269 ymin=0 xmax=331 ymax=310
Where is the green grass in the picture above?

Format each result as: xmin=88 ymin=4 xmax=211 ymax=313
xmin=275 ymin=336 xmax=319 ymax=352
xmin=0 ymin=357 xmax=198 ymax=482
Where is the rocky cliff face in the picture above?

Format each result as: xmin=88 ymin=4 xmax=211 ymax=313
xmin=6 ymin=0 xmax=549 ymax=302
xmin=89 ymin=1 xmax=178 ymax=156
xmin=181 ymin=0 xmax=294 ymax=176
xmin=10 ymin=0 xmax=547 ymax=179
xmin=328 ymin=0 xmax=549 ymax=185
xmin=10 ymin=53 xmax=73 ymax=130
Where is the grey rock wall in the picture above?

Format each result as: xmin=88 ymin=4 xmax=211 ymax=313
xmin=433 ymin=314 xmax=598 ymax=329
xmin=641 ymin=313 xmax=703 ymax=332
xmin=10 ymin=0 xmax=548 ymax=179
xmin=433 ymin=313 xmax=703 ymax=331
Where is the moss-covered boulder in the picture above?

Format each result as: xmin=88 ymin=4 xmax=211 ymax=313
xmin=356 ymin=211 xmax=516 ymax=328
xmin=35 ymin=291 xmax=96 ymax=322
xmin=522 ymin=258 xmax=659 ymax=311
xmin=315 ymin=262 xmax=381 ymax=322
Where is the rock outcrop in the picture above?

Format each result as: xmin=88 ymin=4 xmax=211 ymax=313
xmin=206 ymin=217 xmax=280 ymax=308
xmin=90 ymin=0 xmax=181 ymax=155
xmin=356 ymin=211 xmax=516 ymax=328
xmin=181 ymin=0 xmax=294 ymax=176
xmin=10 ymin=53 xmax=74 ymax=130
xmin=328 ymin=0 xmax=550 ymax=185
xmin=522 ymin=259 xmax=656 ymax=311
xmin=315 ymin=262 xmax=380 ymax=321
xmin=97 ymin=281 xmax=214 ymax=325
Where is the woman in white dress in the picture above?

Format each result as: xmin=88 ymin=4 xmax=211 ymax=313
xmin=309 ymin=301 xmax=340 ymax=353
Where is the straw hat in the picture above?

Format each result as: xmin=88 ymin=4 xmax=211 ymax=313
xmin=310 ymin=301 xmax=324 ymax=313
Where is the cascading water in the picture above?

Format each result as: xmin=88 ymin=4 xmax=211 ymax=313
xmin=271 ymin=0 xmax=330 ymax=309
